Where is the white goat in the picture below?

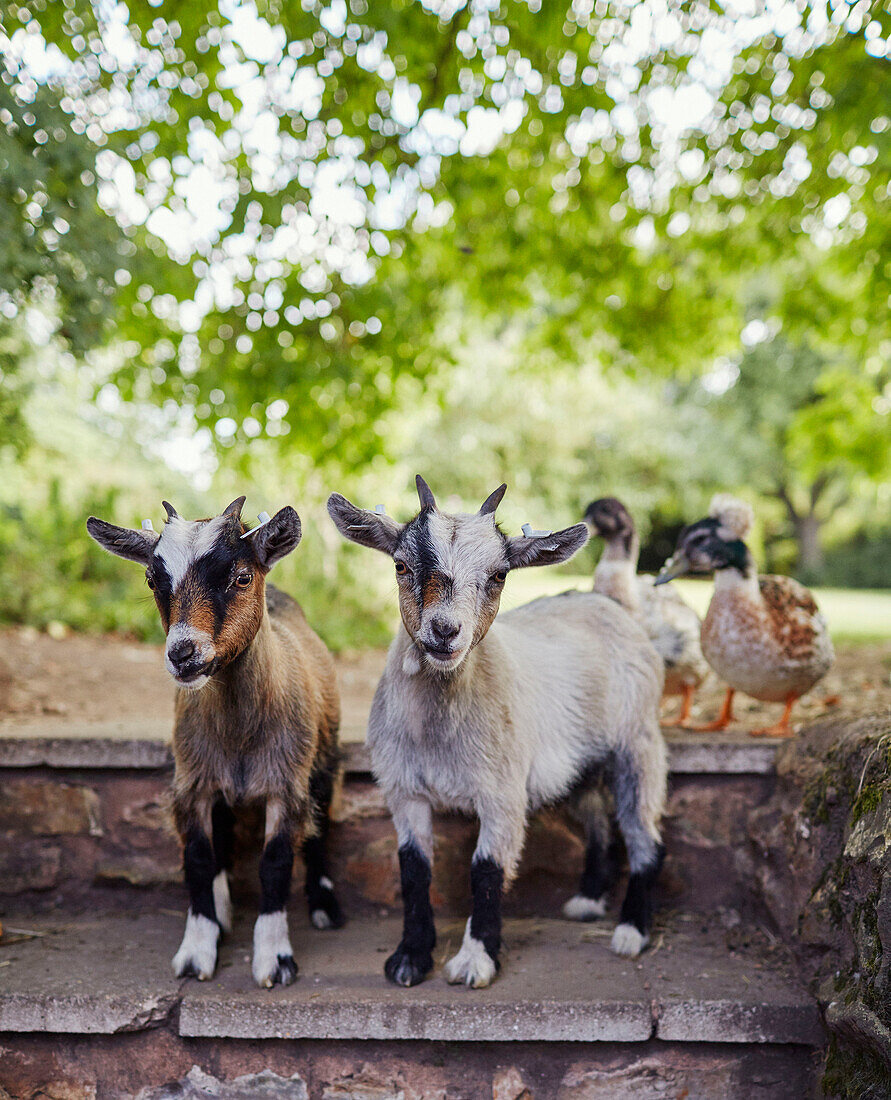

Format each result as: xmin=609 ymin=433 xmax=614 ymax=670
xmin=328 ymin=477 xmax=667 ymax=988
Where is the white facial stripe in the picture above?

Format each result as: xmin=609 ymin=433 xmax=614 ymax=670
xmin=424 ymin=512 xmax=505 ymax=587
xmin=155 ymin=515 xmax=231 ymax=589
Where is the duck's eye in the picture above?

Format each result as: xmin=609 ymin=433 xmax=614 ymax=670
xmin=145 ymin=573 xmax=155 ymax=590
xmin=394 ymin=560 xmax=409 ymax=577
xmin=235 ymin=572 xmax=253 ymax=588
xmin=492 ymin=570 xmax=507 ymax=585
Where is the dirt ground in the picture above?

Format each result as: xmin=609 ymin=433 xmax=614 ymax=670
xmin=1 ymin=625 xmax=889 ymax=739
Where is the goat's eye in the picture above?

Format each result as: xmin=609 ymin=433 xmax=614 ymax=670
xmin=394 ymin=560 xmax=409 ymax=576
xmin=235 ymin=572 xmax=253 ymax=588
xmin=492 ymin=570 xmax=507 ymax=585
xmin=145 ymin=573 xmax=155 ymax=590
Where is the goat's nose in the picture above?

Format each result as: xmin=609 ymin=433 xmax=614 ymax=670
xmin=167 ymin=639 xmax=197 ymax=666
xmin=430 ymin=617 xmax=460 ymax=644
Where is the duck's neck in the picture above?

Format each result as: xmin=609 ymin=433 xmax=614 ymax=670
xmin=713 ymin=551 xmax=759 ymax=599
xmin=595 ymin=535 xmax=641 ymax=611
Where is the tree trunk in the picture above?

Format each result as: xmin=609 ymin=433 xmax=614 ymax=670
xmin=793 ymin=512 xmax=825 ymax=575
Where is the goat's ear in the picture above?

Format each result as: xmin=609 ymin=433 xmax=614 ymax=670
xmin=86 ymin=518 xmax=159 ymax=565
xmin=251 ymin=506 xmax=301 ymax=570
xmin=327 ymin=493 xmax=403 ymax=555
xmin=505 ymin=523 xmax=589 ymax=570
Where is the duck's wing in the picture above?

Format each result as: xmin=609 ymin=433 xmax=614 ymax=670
xmin=638 ymin=577 xmax=709 ymax=681
xmin=757 ymin=575 xmax=831 ymax=663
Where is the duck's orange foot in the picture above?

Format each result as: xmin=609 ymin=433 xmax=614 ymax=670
xmin=686 ymin=688 xmax=735 ymax=732
xmin=661 ymin=684 xmax=697 ymax=729
xmin=749 ymin=723 xmax=795 ymax=738
xmin=749 ymin=696 xmax=797 ymax=738
xmin=688 ymin=718 xmax=733 ymax=732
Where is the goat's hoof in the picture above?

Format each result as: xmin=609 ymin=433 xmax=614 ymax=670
xmin=443 ymin=920 xmax=498 ymax=988
xmin=255 ymin=953 xmax=298 ymax=988
xmin=562 ymin=894 xmax=607 ymax=921
xmin=172 ymin=952 xmax=216 ymax=982
xmin=172 ymin=913 xmax=219 ymax=981
xmin=443 ymin=948 xmax=498 ymax=989
xmin=384 ymin=946 xmax=432 ymax=987
xmin=309 ymin=881 xmax=345 ymax=930
xmin=610 ymin=922 xmax=649 ymax=958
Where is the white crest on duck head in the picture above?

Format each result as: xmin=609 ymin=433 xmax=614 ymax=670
xmin=708 ymin=494 xmax=754 ymax=541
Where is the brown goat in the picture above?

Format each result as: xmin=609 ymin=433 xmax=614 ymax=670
xmin=87 ymin=497 xmax=343 ymax=987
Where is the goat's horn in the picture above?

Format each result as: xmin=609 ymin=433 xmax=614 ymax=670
xmin=162 ymin=501 xmax=178 ymax=521
xmin=415 ymin=474 xmax=437 ymax=511
xmin=223 ymin=496 xmax=246 ymax=519
xmin=479 ymin=484 xmax=507 ymax=516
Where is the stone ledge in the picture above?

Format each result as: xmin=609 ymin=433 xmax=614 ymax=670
xmin=0 ymin=730 xmax=778 ymax=775
xmin=0 ymin=914 xmax=821 ymax=1047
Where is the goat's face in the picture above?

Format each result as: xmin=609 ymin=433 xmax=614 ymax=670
xmin=328 ymin=476 xmax=589 ymax=674
xmin=391 ymin=508 xmax=512 ymax=671
xmin=87 ymin=499 xmax=302 ymax=689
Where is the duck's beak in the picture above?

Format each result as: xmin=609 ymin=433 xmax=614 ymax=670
xmin=655 ymin=550 xmax=691 ymax=586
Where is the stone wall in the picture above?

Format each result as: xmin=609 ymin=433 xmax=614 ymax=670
xmin=0 ymin=765 xmax=775 ymax=919
xmin=0 ymin=1033 xmax=817 ymax=1100
xmin=743 ymin=716 xmax=891 ymax=1098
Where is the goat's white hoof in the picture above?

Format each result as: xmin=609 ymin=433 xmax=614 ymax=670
xmin=444 ymin=919 xmax=498 ymax=988
xmin=252 ymin=911 xmax=297 ymax=988
xmin=562 ymin=894 xmax=607 ymax=921
xmin=611 ymin=922 xmax=648 ymax=957
xmin=311 ymin=908 xmax=333 ymax=930
xmin=172 ymin=912 xmax=219 ymax=981
xmin=213 ymin=871 xmax=232 ymax=934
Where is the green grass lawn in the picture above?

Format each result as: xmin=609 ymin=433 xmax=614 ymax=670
xmin=502 ymin=572 xmax=891 ymax=644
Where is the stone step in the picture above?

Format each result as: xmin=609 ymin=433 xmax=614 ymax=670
xmin=0 ymin=912 xmax=824 ymax=1099
xmin=0 ymin=912 xmax=820 ymax=1046
xmin=0 ymin=725 xmax=780 ymax=774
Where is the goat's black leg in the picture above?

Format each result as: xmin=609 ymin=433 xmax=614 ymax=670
xmin=444 ymin=806 xmax=524 ymax=988
xmin=252 ymin=800 xmax=297 ymax=988
xmin=172 ymin=804 xmax=220 ymax=980
xmin=443 ymin=855 xmax=504 ymax=987
xmin=210 ymin=797 xmax=235 ymax=934
xmin=610 ymin=747 xmax=666 ymax=957
xmin=302 ymin=760 xmax=344 ymax=930
xmin=564 ymin=786 xmax=619 ymax=921
xmin=385 ymin=797 xmax=435 ymax=987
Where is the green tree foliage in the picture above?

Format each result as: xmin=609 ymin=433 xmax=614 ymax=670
xmin=0 ymin=65 xmax=129 ymax=451
xmin=4 ymin=0 xmax=887 ymax=456
xmin=708 ymin=335 xmax=890 ymax=573
xmin=1 ymin=0 xmax=889 ymax=645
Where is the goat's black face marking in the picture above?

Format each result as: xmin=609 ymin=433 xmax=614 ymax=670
xmin=396 ymin=508 xmax=441 ymax=601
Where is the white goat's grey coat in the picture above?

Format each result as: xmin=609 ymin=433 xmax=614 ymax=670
xmin=371 ymin=592 xmax=666 ymax=880
xmin=329 ymin=478 xmax=668 ymax=987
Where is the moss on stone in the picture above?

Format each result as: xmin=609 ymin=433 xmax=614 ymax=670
xmin=801 ymin=724 xmax=891 ymax=1097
